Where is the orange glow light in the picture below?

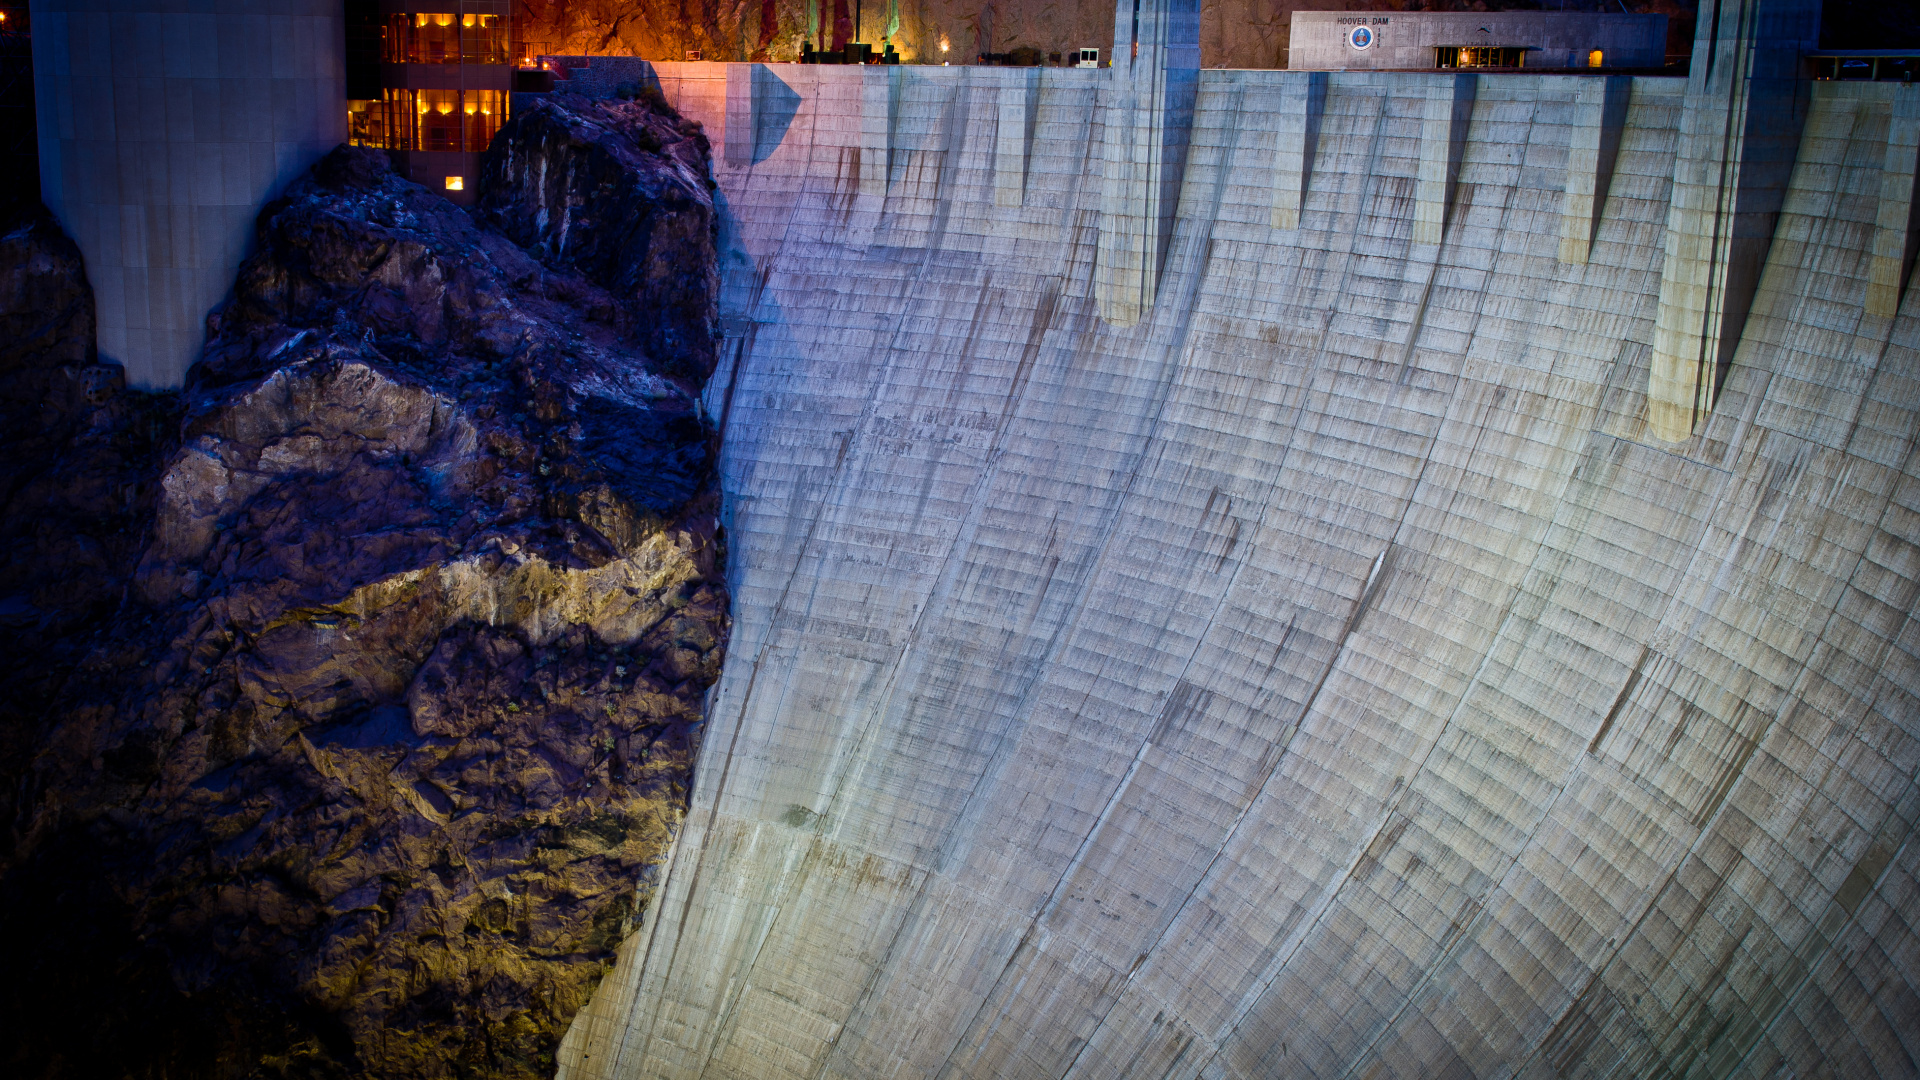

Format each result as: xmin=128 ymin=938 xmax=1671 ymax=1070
xmin=445 ymin=176 xmax=464 ymax=191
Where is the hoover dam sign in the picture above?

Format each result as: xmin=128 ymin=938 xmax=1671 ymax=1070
xmin=1342 ymin=20 xmax=1382 ymax=51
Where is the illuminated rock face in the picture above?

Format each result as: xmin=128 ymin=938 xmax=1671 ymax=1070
xmin=559 ymin=59 xmax=1920 ymax=1080
xmin=0 ymin=97 xmax=727 ymax=1079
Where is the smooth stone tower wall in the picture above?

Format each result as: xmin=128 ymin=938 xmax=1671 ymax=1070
xmin=557 ymin=61 xmax=1920 ymax=1080
xmin=30 ymin=0 xmax=344 ymax=389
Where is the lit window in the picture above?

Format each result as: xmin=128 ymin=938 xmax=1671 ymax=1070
xmin=1588 ymin=49 xmax=1604 ymax=67
xmin=463 ymin=13 xmax=508 ymax=64
xmin=463 ymin=90 xmax=507 ymax=151
xmin=351 ymin=87 xmax=506 ymax=153
xmin=418 ymin=88 xmax=461 ymax=150
xmin=389 ymin=12 xmax=465 ymax=63
xmin=351 ymin=89 xmax=416 ymax=151
xmin=445 ymin=176 xmax=465 ymax=191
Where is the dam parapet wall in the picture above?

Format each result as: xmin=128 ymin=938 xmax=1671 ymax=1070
xmin=556 ymin=33 xmax=1920 ymax=1080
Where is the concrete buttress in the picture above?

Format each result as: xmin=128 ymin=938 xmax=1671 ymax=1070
xmin=1647 ymin=0 xmax=1819 ymax=442
xmin=1560 ymin=75 xmax=1633 ymax=265
xmin=1095 ymin=0 xmax=1199 ymax=326
xmin=1869 ymin=88 xmax=1920 ymax=319
xmin=994 ymin=68 xmax=1039 ymax=208
xmin=1414 ymin=72 xmax=1475 ymax=247
xmin=725 ymin=64 xmax=758 ymax=167
xmin=1269 ymin=69 xmax=1326 ymax=230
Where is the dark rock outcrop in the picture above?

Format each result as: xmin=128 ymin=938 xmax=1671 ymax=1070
xmin=481 ymin=92 xmax=719 ymax=383
xmin=0 ymin=205 xmax=176 ymax=851
xmin=0 ymin=94 xmax=728 ymax=1080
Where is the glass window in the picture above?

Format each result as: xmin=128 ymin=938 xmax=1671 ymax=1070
xmin=348 ymin=91 xmax=415 ymax=151
xmin=384 ymin=11 xmax=506 ymax=65
xmin=347 ymin=99 xmax=375 ymax=146
xmin=417 ymin=89 xmax=461 ymax=151
xmin=462 ymin=14 xmax=508 ymax=64
xmin=418 ymin=12 xmax=460 ymax=63
xmin=463 ymin=89 xmax=507 ymax=152
xmin=1444 ymin=46 xmax=1524 ymax=68
xmin=347 ymin=88 xmax=507 ymax=153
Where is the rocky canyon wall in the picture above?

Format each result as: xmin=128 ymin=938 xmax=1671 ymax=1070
xmin=0 ymin=93 xmax=729 ymax=1079
xmin=559 ymin=61 xmax=1920 ymax=1080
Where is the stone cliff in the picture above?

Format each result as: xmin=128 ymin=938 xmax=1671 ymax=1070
xmin=0 ymin=93 xmax=728 ymax=1079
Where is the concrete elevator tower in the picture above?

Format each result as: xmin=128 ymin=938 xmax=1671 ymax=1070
xmin=29 ymin=0 xmax=345 ymax=389
xmin=1095 ymin=0 xmax=1199 ymax=327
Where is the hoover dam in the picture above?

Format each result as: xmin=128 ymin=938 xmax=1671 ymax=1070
xmin=546 ymin=3 xmax=1920 ymax=1078
xmin=6 ymin=0 xmax=1918 ymax=1075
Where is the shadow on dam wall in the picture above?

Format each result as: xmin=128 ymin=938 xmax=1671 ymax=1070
xmin=554 ymin=57 xmax=1920 ymax=1080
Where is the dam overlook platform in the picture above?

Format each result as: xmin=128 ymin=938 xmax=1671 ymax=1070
xmin=545 ymin=1 xmax=1920 ymax=1075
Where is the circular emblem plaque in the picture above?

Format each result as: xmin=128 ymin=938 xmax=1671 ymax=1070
xmin=1349 ymin=25 xmax=1373 ymax=49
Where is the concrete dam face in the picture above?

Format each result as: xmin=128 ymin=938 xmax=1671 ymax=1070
xmin=558 ymin=15 xmax=1920 ymax=1080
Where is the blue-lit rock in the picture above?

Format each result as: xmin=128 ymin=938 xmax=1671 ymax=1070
xmin=0 ymin=93 xmax=727 ymax=1080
